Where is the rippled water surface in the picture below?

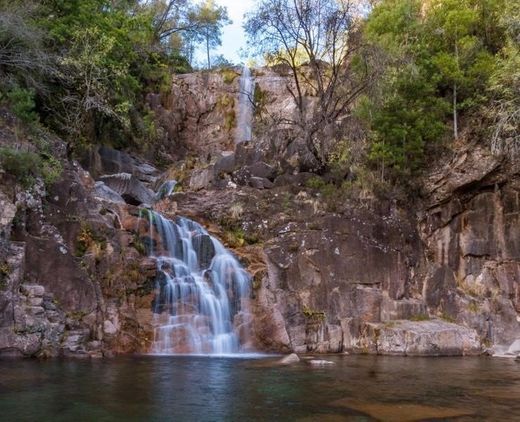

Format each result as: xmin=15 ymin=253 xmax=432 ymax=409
xmin=1 ymin=355 xmax=519 ymax=421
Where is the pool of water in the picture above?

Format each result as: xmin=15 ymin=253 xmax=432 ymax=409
xmin=1 ymin=355 xmax=519 ymax=421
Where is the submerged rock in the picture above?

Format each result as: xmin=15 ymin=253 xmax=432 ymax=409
xmin=330 ymin=399 xmax=474 ymax=421
xmin=309 ymin=359 xmax=335 ymax=366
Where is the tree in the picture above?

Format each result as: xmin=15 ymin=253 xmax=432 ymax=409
xmin=245 ymin=0 xmax=372 ymax=169
xmin=360 ymin=0 xmax=509 ymax=180
xmin=145 ymin=0 xmax=193 ymax=41
xmin=0 ymin=2 xmax=58 ymax=93
xmin=188 ymin=0 xmax=231 ymax=69
xmin=488 ymin=1 xmax=520 ymax=155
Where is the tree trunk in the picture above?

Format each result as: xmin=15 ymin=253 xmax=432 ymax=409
xmin=453 ymin=41 xmax=459 ymax=139
xmin=453 ymin=82 xmax=458 ymax=139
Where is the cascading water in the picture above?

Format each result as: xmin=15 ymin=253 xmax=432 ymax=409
xmin=141 ymin=210 xmax=252 ymax=354
xmin=235 ymin=66 xmax=254 ymax=143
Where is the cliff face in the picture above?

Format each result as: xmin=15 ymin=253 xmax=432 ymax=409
xmin=148 ymin=68 xmax=519 ymax=356
xmin=419 ymin=144 xmax=520 ymax=348
xmin=0 ymin=122 xmax=161 ymax=357
xmin=0 ymin=68 xmax=519 ymax=358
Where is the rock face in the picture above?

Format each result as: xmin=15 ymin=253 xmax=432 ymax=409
xmin=0 ymin=132 xmax=159 ymax=357
xmin=1 ymin=70 xmax=520 ymax=359
xmin=361 ymin=320 xmax=481 ymax=356
xmin=420 ymin=144 xmax=520 ymax=349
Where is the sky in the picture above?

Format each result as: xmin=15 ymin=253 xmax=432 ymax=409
xmin=195 ymin=0 xmax=256 ymax=66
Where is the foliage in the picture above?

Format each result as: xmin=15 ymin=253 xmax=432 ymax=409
xmin=245 ymin=0 xmax=372 ymax=169
xmin=220 ymin=67 xmax=239 ymax=84
xmin=360 ymin=0 xmax=511 ymax=181
xmin=3 ymin=86 xmax=38 ymax=124
xmin=186 ymin=0 xmax=231 ymax=69
xmin=0 ymin=147 xmax=41 ymax=188
xmin=488 ymin=1 xmax=520 ymax=156
xmin=0 ymin=0 xmax=229 ymax=154
xmin=75 ymin=222 xmax=106 ymax=258
xmin=302 ymin=306 xmax=326 ymax=322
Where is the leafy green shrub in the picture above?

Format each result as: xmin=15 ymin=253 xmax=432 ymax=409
xmin=0 ymin=147 xmax=41 ymax=188
xmin=4 ymin=87 xmax=38 ymax=124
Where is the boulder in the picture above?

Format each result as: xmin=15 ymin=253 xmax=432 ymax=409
xmin=214 ymin=153 xmax=236 ymax=176
xmin=234 ymin=162 xmax=277 ymax=187
xmin=309 ymin=359 xmax=335 ymax=366
xmin=247 ymin=162 xmax=277 ymax=180
xmin=191 ymin=234 xmax=216 ymax=268
xmin=99 ymin=173 xmax=155 ymax=206
xmin=273 ymin=172 xmax=314 ymax=187
xmin=507 ymin=339 xmax=520 ymax=355
xmin=189 ymin=166 xmax=215 ymax=191
xmin=93 ymin=181 xmax=125 ymax=204
xmin=278 ymin=353 xmax=300 ymax=364
xmin=249 ymin=177 xmax=274 ymax=189
xmin=235 ymin=142 xmax=264 ymax=166
xmin=83 ymin=145 xmax=159 ymax=184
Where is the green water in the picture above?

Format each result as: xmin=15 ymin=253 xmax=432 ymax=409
xmin=0 ymin=355 xmax=519 ymax=421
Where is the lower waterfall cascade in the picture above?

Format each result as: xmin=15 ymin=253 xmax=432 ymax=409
xmin=141 ymin=210 xmax=253 ymax=354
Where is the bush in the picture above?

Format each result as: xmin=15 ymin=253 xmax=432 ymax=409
xmin=0 ymin=147 xmax=41 ymax=188
xmin=4 ymin=87 xmax=38 ymax=124
xmin=0 ymin=144 xmax=62 ymax=189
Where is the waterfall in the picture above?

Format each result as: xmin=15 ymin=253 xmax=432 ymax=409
xmin=235 ymin=66 xmax=254 ymax=143
xmin=142 ymin=210 xmax=252 ymax=355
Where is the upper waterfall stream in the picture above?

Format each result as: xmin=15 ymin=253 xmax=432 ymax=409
xmin=140 ymin=210 xmax=252 ymax=355
xmin=236 ymin=66 xmax=254 ymax=143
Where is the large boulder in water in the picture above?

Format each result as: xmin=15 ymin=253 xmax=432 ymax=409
xmin=192 ymin=234 xmax=216 ymax=268
xmin=99 ymin=173 xmax=155 ymax=206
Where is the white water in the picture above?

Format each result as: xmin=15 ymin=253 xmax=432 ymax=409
xmin=235 ymin=66 xmax=254 ymax=143
xmin=143 ymin=211 xmax=252 ymax=354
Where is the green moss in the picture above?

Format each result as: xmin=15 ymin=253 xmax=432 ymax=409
xmin=67 ymin=311 xmax=86 ymax=321
xmin=468 ymin=301 xmax=480 ymax=313
xmin=0 ymin=261 xmax=10 ymax=289
xmin=409 ymin=314 xmax=430 ymax=321
xmin=218 ymin=215 xmax=260 ymax=248
xmin=302 ymin=305 xmax=326 ymax=322
xmin=253 ymin=84 xmax=268 ymax=116
xmin=220 ymin=68 xmax=239 ymax=84
xmin=440 ymin=312 xmax=456 ymax=323
xmin=132 ymin=234 xmax=147 ymax=256
xmin=216 ymin=94 xmax=236 ymax=132
xmin=224 ymin=109 xmax=236 ymax=131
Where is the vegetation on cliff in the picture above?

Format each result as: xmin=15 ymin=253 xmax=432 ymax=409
xmin=246 ymin=0 xmax=519 ymax=184
xmin=0 ymin=0 xmax=517 ymax=192
xmin=0 ymin=0 xmax=230 ymax=153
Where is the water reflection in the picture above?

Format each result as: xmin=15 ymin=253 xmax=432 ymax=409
xmin=0 ymin=355 xmax=519 ymax=421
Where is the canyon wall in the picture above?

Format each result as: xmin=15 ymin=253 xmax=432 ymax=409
xmin=0 ymin=67 xmax=518 ymax=357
